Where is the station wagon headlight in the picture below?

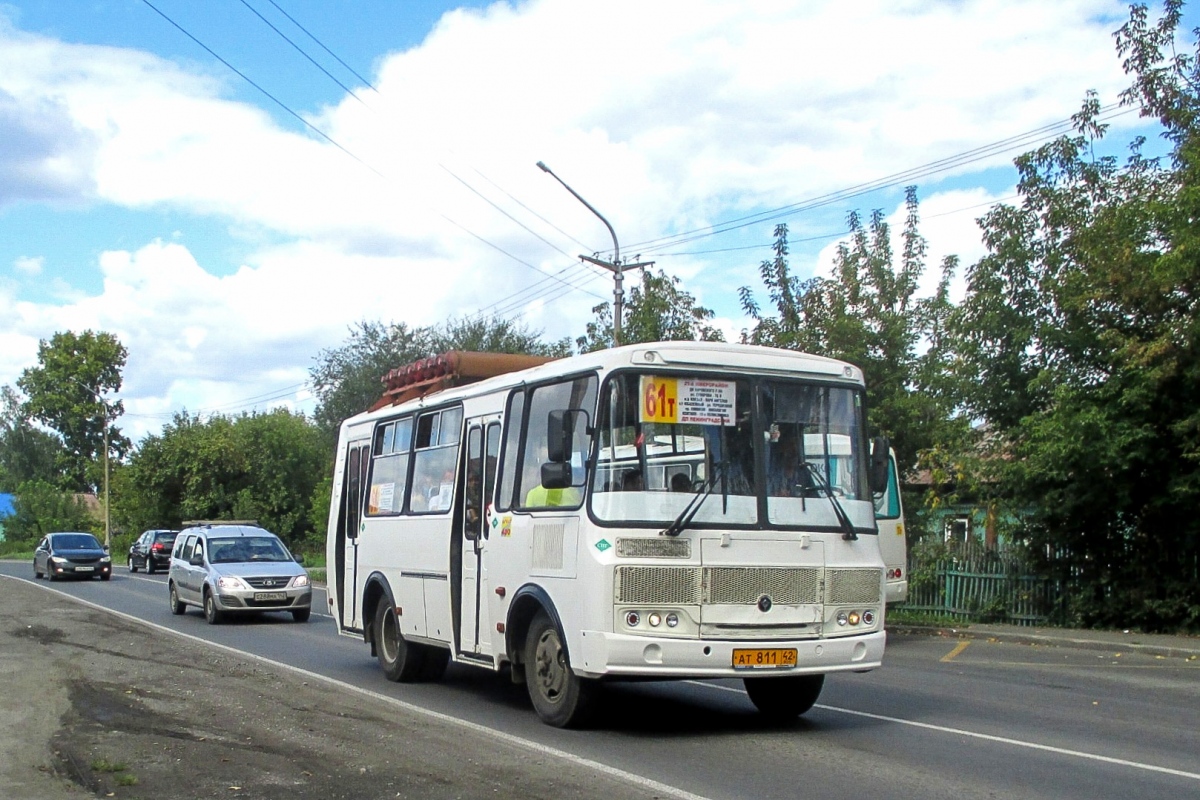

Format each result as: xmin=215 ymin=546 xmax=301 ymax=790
xmin=217 ymin=575 xmax=250 ymax=590
xmin=292 ymin=575 xmax=310 ymax=588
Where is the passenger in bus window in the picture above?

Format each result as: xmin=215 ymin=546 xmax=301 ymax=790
xmin=670 ymin=472 xmax=693 ymax=492
xmin=622 ymin=469 xmax=644 ymax=491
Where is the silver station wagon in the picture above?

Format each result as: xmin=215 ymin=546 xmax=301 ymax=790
xmin=167 ymin=522 xmax=312 ymax=624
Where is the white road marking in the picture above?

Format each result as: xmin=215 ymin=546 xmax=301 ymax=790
xmin=3 ymin=574 xmax=713 ymax=800
xmin=695 ymin=681 xmax=1200 ymax=781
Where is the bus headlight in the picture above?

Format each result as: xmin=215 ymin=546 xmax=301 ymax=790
xmin=837 ymin=611 xmax=848 ymax=626
xmin=665 ymin=613 xmax=679 ymax=628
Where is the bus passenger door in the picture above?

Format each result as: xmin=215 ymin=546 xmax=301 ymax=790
xmin=459 ymin=417 xmax=500 ymax=656
xmin=336 ymin=443 xmax=369 ymax=631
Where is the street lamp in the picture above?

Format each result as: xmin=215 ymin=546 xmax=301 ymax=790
xmin=73 ymin=380 xmax=112 ymax=550
xmin=536 ymin=161 xmax=652 ymax=346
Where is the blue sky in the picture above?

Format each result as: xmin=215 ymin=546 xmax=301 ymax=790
xmin=0 ymin=0 xmax=1189 ymax=442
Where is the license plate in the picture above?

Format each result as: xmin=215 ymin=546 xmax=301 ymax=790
xmin=75 ymin=566 xmax=94 ymax=572
xmin=254 ymin=592 xmax=286 ymax=601
xmin=732 ymin=648 xmax=797 ymax=669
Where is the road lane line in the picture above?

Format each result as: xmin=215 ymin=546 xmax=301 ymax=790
xmin=2 ymin=575 xmax=714 ymax=800
xmin=695 ymin=681 xmax=1200 ymax=782
xmin=941 ymin=640 xmax=970 ymax=662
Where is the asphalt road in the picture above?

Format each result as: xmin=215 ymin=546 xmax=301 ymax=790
xmin=3 ymin=560 xmax=1198 ymax=800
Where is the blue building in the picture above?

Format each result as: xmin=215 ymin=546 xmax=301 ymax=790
xmin=0 ymin=493 xmax=14 ymax=542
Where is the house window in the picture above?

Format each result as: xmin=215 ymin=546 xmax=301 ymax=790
xmin=945 ymin=516 xmax=971 ymax=543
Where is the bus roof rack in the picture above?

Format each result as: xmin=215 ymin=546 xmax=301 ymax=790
xmin=372 ymin=350 xmax=559 ymax=410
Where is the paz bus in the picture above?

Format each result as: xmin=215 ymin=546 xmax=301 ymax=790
xmin=326 ymin=342 xmax=891 ymax=727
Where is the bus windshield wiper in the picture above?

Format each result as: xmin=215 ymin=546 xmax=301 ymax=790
xmin=800 ymin=462 xmax=858 ymax=541
xmin=661 ymin=464 xmax=723 ymax=538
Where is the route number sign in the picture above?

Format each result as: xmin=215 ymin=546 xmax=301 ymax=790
xmin=639 ymin=376 xmax=736 ymax=426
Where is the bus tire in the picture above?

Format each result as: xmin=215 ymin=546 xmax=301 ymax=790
xmin=743 ymin=674 xmax=825 ymax=720
xmin=524 ymin=610 xmax=597 ymax=728
xmin=374 ymin=601 xmax=425 ymax=682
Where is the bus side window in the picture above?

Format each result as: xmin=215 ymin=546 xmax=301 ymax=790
xmin=496 ymin=390 xmax=526 ymax=512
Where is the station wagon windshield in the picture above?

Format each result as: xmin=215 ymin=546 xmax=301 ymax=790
xmin=589 ymin=372 xmax=873 ymax=531
xmin=208 ymin=537 xmax=292 ymax=563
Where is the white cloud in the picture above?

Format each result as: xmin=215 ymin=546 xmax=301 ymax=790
xmin=14 ymin=255 xmax=43 ymax=275
xmin=0 ymin=0 xmax=1159 ymax=441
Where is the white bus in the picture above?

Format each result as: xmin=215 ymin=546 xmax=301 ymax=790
xmin=326 ymin=342 xmax=891 ymax=727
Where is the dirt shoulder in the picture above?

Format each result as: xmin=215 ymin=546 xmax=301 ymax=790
xmin=0 ymin=576 xmax=658 ymax=800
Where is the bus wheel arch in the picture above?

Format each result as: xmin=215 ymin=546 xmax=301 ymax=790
xmin=361 ymin=573 xmax=392 ymax=656
xmin=507 ymin=586 xmax=597 ymax=728
xmin=505 ymin=585 xmax=563 ymax=684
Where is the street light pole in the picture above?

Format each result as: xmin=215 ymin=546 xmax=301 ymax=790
xmin=536 ymin=161 xmax=652 ymax=346
xmin=73 ymin=380 xmax=111 ymax=550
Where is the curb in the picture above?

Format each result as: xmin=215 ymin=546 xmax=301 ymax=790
xmin=888 ymin=624 xmax=1200 ymax=660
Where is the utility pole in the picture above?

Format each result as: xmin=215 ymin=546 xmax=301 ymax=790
xmin=73 ymin=380 xmax=112 ymax=550
xmin=537 ymin=161 xmax=653 ymax=346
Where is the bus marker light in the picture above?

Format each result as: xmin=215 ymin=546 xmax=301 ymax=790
xmin=626 ymin=611 xmax=640 ymax=627
xmin=862 ymin=610 xmax=875 ymax=625
xmin=495 ymin=586 xmax=506 ymax=597
xmin=496 ymin=623 xmax=505 ymax=633
xmin=848 ymin=612 xmax=861 ymax=625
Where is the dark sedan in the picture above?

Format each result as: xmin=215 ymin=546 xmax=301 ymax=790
xmin=33 ymin=532 xmax=113 ymax=581
xmin=128 ymin=529 xmax=179 ymax=574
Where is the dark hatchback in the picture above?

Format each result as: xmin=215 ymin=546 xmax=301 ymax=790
xmin=128 ymin=529 xmax=179 ymax=573
xmin=33 ymin=532 xmax=113 ymax=581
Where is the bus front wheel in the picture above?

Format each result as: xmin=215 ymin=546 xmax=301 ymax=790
xmin=374 ymin=601 xmax=425 ymax=682
xmin=744 ymin=673 xmax=825 ymax=720
xmin=524 ymin=611 xmax=597 ymax=728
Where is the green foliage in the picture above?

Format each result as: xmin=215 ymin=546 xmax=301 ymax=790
xmin=310 ymin=316 xmax=567 ymax=440
xmin=4 ymin=480 xmax=97 ymax=543
xmin=113 ymin=409 xmax=326 ymax=550
xmin=739 ymin=194 xmax=961 ymax=472
xmin=943 ymin=1 xmax=1200 ymax=631
xmin=16 ymin=330 xmax=130 ymax=492
xmin=576 ymin=268 xmax=725 ymax=352
xmin=0 ymin=385 xmax=66 ymax=492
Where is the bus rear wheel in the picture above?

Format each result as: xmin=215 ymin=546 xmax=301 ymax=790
xmin=743 ymin=674 xmax=825 ymax=720
xmin=524 ymin=611 xmax=597 ymax=728
xmin=374 ymin=601 xmax=425 ymax=682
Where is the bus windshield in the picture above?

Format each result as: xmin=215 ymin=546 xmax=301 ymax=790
xmin=589 ymin=371 xmax=871 ymax=530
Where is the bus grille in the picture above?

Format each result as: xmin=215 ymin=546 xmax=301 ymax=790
xmin=615 ymin=566 xmax=882 ymax=606
xmin=704 ymin=567 xmax=821 ymax=605
xmin=826 ymin=568 xmax=882 ymax=604
xmin=615 ymin=566 xmax=701 ymax=604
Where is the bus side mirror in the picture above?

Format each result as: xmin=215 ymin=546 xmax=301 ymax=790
xmin=546 ymin=410 xmax=573 ymax=462
xmin=541 ymin=461 xmax=573 ymax=490
xmin=870 ymin=436 xmax=890 ymax=495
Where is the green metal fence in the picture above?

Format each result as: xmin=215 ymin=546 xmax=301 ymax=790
xmin=902 ymin=550 xmax=1065 ymax=626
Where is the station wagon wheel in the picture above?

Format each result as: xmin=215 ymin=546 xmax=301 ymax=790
xmin=524 ymin=610 xmax=597 ymax=728
xmin=169 ymin=583 xmax=186 ymax=615
xmin=743 ymin=674 xmax=825 ymax=721
xmin=203 ymin=589 xmax=224 ymax=624
xmin=373 ymin=601 xmax=425 ymax=681
xmin=128 ymin=556 xmax=138 ymax=573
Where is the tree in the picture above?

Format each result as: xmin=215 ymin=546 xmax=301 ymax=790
xmin=114 ymin=409 xmax=326 ymax=550
xmin=739 ymin=194 xmax=961 ymax=473
xmin=945 ymin=1 xmax=1200 ymax=630
xmin=3 ymin=480 xmax=95 ymax=544
xmin=0 ymin=386 xmax=66 ymax=492
xmin=311 ymin=316 xmax=568 ymax=440
xmin=576 ymin=268 xmax=725 ymax=352
xmin=16 ymin=330 xmax=130 ymax=492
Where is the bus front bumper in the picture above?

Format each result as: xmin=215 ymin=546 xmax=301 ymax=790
xmin=572 ymin=629 xmax=886 ymax=679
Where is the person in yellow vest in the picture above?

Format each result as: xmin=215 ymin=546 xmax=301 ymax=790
xmin=524 ymin=483 xmax=581 ymax=507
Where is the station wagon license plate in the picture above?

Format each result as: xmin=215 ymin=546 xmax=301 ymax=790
xmin=75 ymin=566 xmax=94 ymax=572
xmin=254 ymin=592 xmax=286 ymax=602
xmin=732 ymin=648 xmax=797 ymax=669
